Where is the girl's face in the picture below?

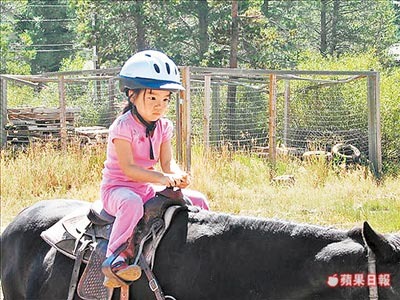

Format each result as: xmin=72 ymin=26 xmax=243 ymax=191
xmin=131 ymin=89 xmax=171 ymax=122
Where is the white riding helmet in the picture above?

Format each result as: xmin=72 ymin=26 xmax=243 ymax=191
xmin=119 ymin=50 xmax=184 ymax=92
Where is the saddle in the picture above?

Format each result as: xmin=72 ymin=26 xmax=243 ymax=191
xmin=41 ymin=188 xmax=193 ymax=300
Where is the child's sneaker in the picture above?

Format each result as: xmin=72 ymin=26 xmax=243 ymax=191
xmin=103 ymin=261 xmax=142 ymax=288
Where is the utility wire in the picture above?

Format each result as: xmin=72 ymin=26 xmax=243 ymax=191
xmin=21 ymin=44 xmax=75 ymax=47
xmin=8 ymin=49 xmax=83 ymax=53
xmin=24 ymin=5 xmax=70 ymax=7
xmin=16 ymin=19 xmax=76 ymax=22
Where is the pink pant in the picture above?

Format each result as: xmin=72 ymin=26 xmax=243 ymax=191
xmin=101 ymin=187 xmax=209 ymax=257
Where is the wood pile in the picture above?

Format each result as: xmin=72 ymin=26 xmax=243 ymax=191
xmin=6 ymin=107 xmax=80 ymax=144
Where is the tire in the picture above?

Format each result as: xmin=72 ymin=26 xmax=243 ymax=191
xmin=331 ymin=143 xmax=361 ymax=164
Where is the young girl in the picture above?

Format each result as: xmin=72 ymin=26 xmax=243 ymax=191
xmin=101 ymin=50 xmax=209 ymax=288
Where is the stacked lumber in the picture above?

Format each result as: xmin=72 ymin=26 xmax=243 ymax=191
xmin=6 ymin=107 xmax=80 ymax=144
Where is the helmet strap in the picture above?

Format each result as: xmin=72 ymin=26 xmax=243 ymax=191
xmin=129 ymin=94 xmax=157 ymax=160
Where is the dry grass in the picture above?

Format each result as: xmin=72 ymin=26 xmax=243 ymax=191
xmin=1 ymin=142 xmax=399 ymax=233
xmin=190 ymin=145 xmax=400 ymax=233
xmin=1 ymin=142 xmax=104 ymax=229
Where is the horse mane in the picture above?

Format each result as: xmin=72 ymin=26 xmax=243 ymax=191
xmin=347 ymin=226 xmax=364 ymax=243
xmin=188 ymin=209 xmax=350 ymax=242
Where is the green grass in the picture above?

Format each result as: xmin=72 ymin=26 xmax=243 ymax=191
xmin=1 ymin=142 xmax=399 ymax=233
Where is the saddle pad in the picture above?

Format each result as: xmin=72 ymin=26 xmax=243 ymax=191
xmin=78 ymin=240 xmax=113 ymax=300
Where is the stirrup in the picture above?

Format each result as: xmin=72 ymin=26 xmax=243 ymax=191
xmin=102 ymin=244 xmax=130 ymax=287
xmin=103 ymin=263 xmax=142 ymax=288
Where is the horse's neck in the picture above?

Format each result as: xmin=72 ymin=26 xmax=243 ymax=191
xmin=188 ymin=211 xmax=349 ymax=247
xmin=187 ymin=212 xmax=369 ymax=272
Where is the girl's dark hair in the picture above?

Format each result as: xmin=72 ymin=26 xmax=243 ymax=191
xmin=122 ymin=89 xmax=142 ymax=114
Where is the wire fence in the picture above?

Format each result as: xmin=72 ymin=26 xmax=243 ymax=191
xmin=190 ymin=76 xmax=269 ymax=148
xmin=188 ymin=69 xmax=372 ymax=159
xmin=280 ymin=78 xmax=369 ymax=155
xmin=0 ymin=67 xmax=381 ymax=174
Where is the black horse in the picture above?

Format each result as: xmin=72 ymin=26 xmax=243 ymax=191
xmin=1 ymin=199 xmax=399 ymax=300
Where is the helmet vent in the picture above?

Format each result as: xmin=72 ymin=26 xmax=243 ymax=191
xmin=175 ymin=67 xmax=178 ymax=75
xmin=145 ymin=54 xmax=151 ymax=57
xmin=153 ymin=64 xmax=160 ymax=73
xmin=165 ymin=63 xmax=171 ymax=74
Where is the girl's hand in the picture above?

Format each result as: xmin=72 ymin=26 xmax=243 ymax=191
xmin=161 ymin=172 xmax=191 ymax=188
xmin=176 ymin=173 xmax=191 ymax=189
xmin=162 ymin=173 xmax=184 ymax=188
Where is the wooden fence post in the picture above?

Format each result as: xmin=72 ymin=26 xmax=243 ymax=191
xmin=268 ymin=74 xmax=277 ymax=173
xmin=182 ymin=67 xmax=191 ymax=172
xmin=367 ymin=72 xmax=382 ymax=177
xmin=1 ymin=77 xmax=7 ymax=148
xmin=58 ymin=75 xmax=67 ymax=150
xmin=176 ymin=90 xmax=182 ymax=164
xmin=203 ymin=75 xmax=211 ymax=149
xmin=283 ymin=80 xmax=290 ymax=147
xmin=211 ymin=84 xmax=220 ymax=146
xmin=107 ymin=78 xmax=115 ymax=126
xmin=178 ymin=67 xmax=191 ymax=171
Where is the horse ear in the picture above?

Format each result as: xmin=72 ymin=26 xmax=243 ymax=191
xmin=362 ymin=221 xmax=395 ymax=262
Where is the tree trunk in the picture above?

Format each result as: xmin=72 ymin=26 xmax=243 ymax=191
xmin=229 ymin=1 xmax=239 ymax=69
xmin=320 ymin=0 xmax=328 ymax=57
xmin=133 ymin=2 xmax=147 ymax=51
xmin=330 ymin=0 xmax=340 ymax=56
xmin=197 ymin=0 xmax=209 ymax=63
xmin=227 ymin=0 xmax=238 ymax=144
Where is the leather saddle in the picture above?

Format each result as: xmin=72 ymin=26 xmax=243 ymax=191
xmin=41 ymin=188 xmax=192 ymax=300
